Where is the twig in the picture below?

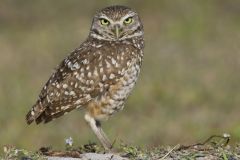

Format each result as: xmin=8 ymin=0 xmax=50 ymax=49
xmin=160 ymin=144 xmax=180 ymax=160
xmin=177 ymin=134 xmax=231 ymax=150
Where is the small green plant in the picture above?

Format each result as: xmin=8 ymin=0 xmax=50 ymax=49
xmin=222 ymin=151 xmax=228 ymax=160
xmin=120 ymin=143 xmax=148 ymax=159
xmin=1 ymin=145 xmax=45 ymax=160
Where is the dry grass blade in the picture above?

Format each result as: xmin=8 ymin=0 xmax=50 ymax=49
xmin=159 ymin=144 xmax=180 ymax=160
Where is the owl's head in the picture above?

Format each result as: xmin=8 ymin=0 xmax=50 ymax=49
xmin=89 ymin=5 xmax=144 ymax=41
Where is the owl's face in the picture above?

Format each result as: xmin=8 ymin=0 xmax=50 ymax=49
xmin=89 ymin=6 xmax=144 ymax=41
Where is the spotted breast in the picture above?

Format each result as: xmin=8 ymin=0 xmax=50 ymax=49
xmin=87 ymin=38 xmax=144 ymax=120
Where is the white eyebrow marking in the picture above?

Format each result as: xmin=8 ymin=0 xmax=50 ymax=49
xmin=120 ymin=13 xmax=136 ymax=22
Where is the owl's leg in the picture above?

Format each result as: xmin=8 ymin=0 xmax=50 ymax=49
xmin=84 ymin=114 xmax=112 ymax=150
xmin=95 ymin=120 xmax=112 ymax=147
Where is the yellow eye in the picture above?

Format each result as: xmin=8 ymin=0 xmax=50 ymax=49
xmin=124 ymin=17 xmax=133 ymax=24
xmin=100 ymin=18 xmax=110 ymax=26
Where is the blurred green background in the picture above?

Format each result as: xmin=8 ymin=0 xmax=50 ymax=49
xmin=0 ymin=0 xmax=240 ymax=151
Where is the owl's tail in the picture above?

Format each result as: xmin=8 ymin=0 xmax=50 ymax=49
xmin=26 ymin=100 xmax=77 ymax=124
xmin=26 ymin=100 xmax=45 ymax=124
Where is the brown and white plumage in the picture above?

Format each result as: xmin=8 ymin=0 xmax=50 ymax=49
xmin=26 ymin=5 xmax=144 ymax=150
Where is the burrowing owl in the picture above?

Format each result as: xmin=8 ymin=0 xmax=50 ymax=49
xmin=26 ymin=5 xmax=144 ymax=150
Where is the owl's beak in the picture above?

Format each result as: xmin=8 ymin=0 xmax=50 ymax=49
xmin=114 ymin=25 xmax=120 ymax=40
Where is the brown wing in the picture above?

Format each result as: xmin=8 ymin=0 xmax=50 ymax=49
xmin=26 ymin=39 xmax=138 ymax=124
xmin=26 ymin=42 xmax=93 ymax=124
